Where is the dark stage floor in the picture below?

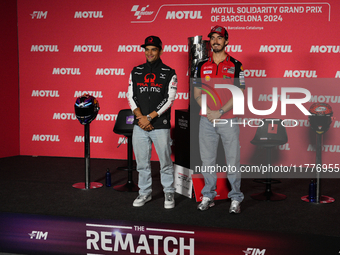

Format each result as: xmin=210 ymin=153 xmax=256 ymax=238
xmin=0 ymin=156 xmax=340 ymax=254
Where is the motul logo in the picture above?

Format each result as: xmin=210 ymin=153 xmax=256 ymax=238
xmin=259 ymin=45 xmax=292 ymax=53
xmin=166 ymin=11 xmax=203 ymax=19
xmin=53 ymin=113 xmax=77 ymax=120
xmin=32 ymin=90 xmax=60 ymax=97
xmin=74 ymin=91 xmax=103 ymax=98
xmin=32 ymin=135 xmax=60 ymax=142
xmin=74 ymin=11 xmax=103 ymax=18
xmin=73 ymin=45 xmax=103 ymax=52
xmin=95 ymin=68 xmax=125 ymax=75
xmin=308 ymin=144 xmax=340 ymax=152
xmin=52 ymin=68 xmax=81 ymax=75
xmin=310 ymin=45 xmax=340 ymax=53
xmin=31 ymin=45 xmax=59 ymax=52
xmin=118 ymin=45 xmax=144 ymax=52
xmin=309 ymin=95 xmax=340 ymax=103
xmin=74 ymin=136 xmax=103 ymax=143
xmin=96 ymin=114 xmax=117 ymax=121
xmin=175 ymin=93 xmax=189 ymax=100
xmin=226 ymin=45 xmax=242 ymax=52
xmin=118 ymin=91 xmax=128 ymax=98
xmin=278 ymin=143 xmax=290 ymax=150
xmin=118 ymin=137 xmax=128 ymax=145
xmin=258 ymin=94 xmax=290 ymax=102
xmin=163 ymin=45 xmax=188 ymax=52
xmin=284 ymin=70 xmax=317 ymax=78
xmin=244 ymin=70 xmax=267 ymax=77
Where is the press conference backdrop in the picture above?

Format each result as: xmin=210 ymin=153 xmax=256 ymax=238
xmin=17 ymin=0 xmax=340 ymax=168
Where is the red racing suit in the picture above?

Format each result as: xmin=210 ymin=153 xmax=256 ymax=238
xmin=194 ymin=54 xmax=245 ymax=119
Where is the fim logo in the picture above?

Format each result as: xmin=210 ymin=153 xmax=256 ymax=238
xmin=28 ymin=231 xmax=48 ymax=240
xmin=243 ymin=248 xmax=266 ymax=255
xmin=30 ymin=11 xmax=48 ymax=19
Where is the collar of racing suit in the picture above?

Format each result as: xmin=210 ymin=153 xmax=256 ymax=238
xmin=146 ymin=58 xmax=162 ymax=69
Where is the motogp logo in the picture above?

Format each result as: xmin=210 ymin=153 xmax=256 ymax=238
xmin=131 ymin=5 xmax=154 ymax=20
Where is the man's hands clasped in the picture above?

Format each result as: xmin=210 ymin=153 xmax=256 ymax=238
xmin=133 ymin=108 xmax=157 ymax=131
xmin=206 ymin=108 xmax=223 ymax=123
xmin=137 ymin=115 xmax=154 ymax=131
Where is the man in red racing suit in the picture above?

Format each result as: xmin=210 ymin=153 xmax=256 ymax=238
xmin=194 ymin=25 xmax=245 ymax=213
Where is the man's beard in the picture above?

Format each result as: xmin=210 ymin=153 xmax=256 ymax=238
xmin=212 ymin=44 xmax=225 ymax=53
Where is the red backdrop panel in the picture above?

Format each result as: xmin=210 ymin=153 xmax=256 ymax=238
xmin=17 ymin=0 xmax=340 ymax=167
